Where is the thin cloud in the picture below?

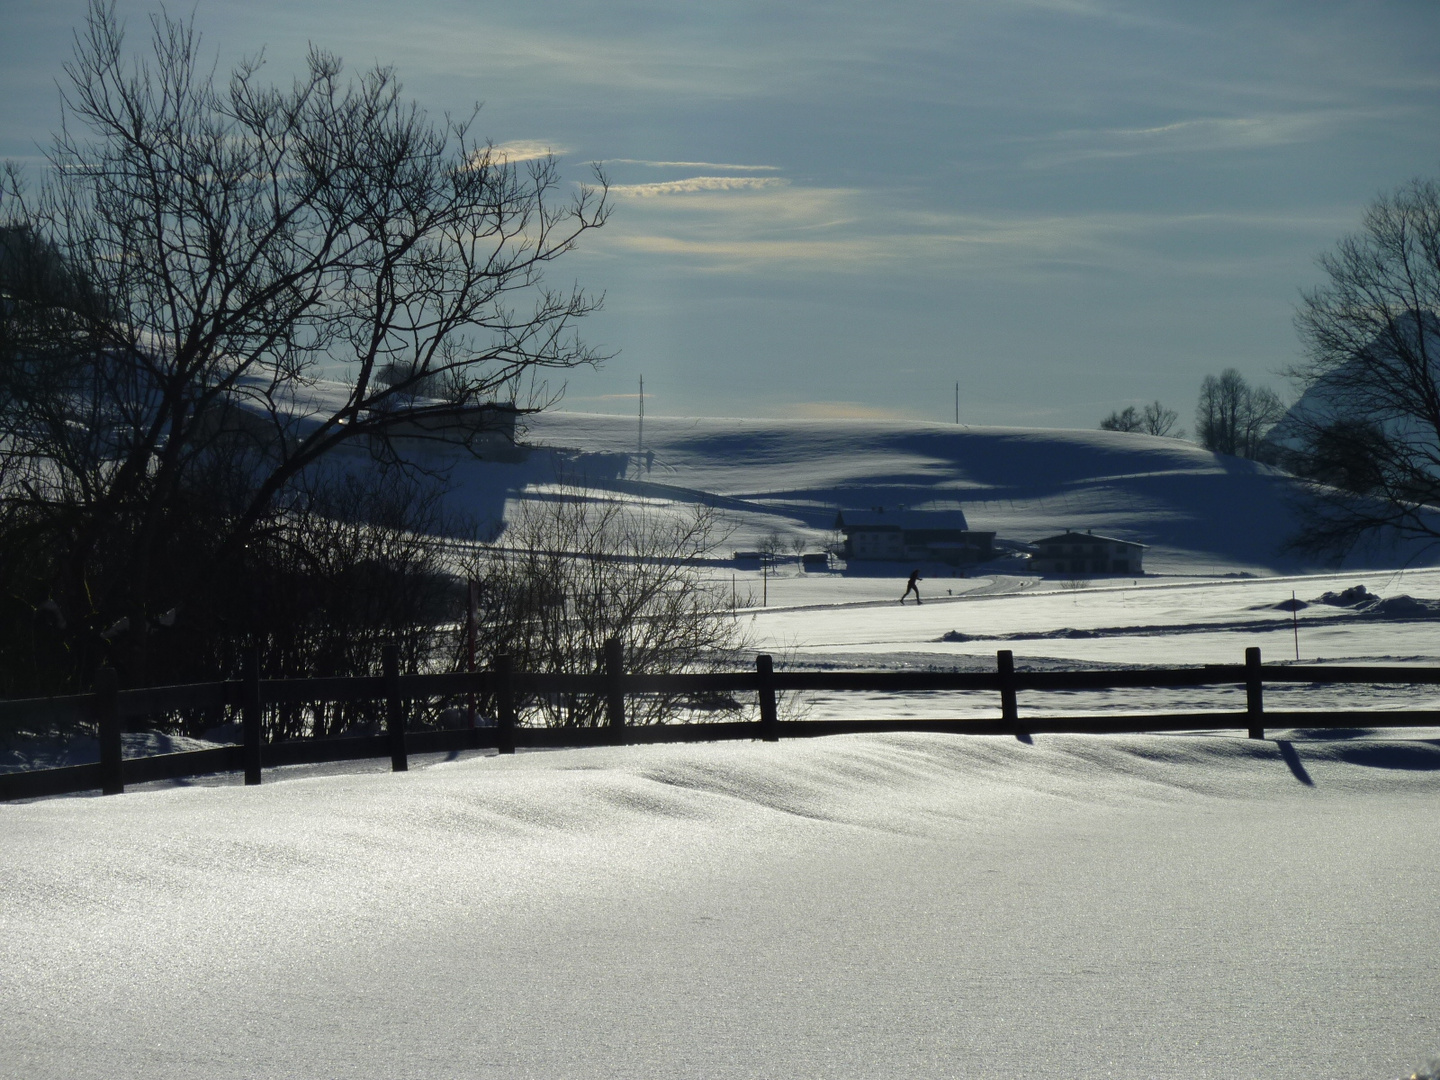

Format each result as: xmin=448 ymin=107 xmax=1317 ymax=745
xmin=612 ymin=176 xmax=791 ymax=197
xmin=593 ymin=174 xmax=1354 ymax=276
xmin=607 ymin=159 xmax=781 ymax=172
xmin=1022 ymin=110 xmax=1375 ymax=167
xmin=488 ymin=140 xmax=569 ymax=163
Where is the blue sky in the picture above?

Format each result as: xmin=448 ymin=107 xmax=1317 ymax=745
xmin=3 ymin=0 xmax=1437 ymax=427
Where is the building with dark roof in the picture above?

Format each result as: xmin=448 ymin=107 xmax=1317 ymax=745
xmin=834 ymin=509 xmax=994 ymax=566
xmin=370 ymin=401 xmax=524 ymax=460
xmin=1029 ymin=530 xmax=1145 ymax=575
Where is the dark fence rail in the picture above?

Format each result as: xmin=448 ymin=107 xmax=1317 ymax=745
xmin=4 ymin=644 xmax=1439 ymax=802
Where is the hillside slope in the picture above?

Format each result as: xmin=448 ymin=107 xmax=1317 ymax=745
xmin=498 ymin=413 xmax=1432 ymax=575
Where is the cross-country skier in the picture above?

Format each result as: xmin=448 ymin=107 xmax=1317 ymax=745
xmin=900 ymin=569 xmax=922 ymax=605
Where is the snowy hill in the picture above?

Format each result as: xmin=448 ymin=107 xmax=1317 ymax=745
xmin=424 ymin=411 xmax=1438 ymax=575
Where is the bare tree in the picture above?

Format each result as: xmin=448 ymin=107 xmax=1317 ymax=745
xmin=1141 ymin=400 xmax=1181 ymax=437
xmin=757 ymin=529 xmax=786 ymax=571
xmin=1195 ymin=369 xmax=1284 ymax=458
xmin=1100 ymin=400 xmax=1182 ymax=438
xmin=1279 ymin=177 xmax=1440 ymax=556
xmin=1099 ymin=406 xmax=1143 ymax=433
xmin=0 ymin=2 xmax=607 ymax=688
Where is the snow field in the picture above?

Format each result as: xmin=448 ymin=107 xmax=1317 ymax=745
xmin=8 ymin=411 xmax=1440 ymax=1076
xmin=705 ymin=569 xmax=1440 ymax=723
xmin=516 ymin=412 xmax=1440 ymax=575
xmin=2 ymin=732 xmax=1438 ymax=1078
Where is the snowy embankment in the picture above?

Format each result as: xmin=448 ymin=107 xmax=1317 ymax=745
xmin=2 ymin=733 xmax=1437 ymax=1078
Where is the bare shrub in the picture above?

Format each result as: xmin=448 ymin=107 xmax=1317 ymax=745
xmin=468 ymin=493 xmax=750 ymax=727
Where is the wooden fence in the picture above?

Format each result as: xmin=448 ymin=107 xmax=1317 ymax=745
xmin=4 ymin=644 xmax=1440 ymax=802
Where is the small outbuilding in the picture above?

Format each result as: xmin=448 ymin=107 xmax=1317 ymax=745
xmin=801 ymin=552 xmax=830 ymax=572
xmin=1029 ymin=530 xmax=1145 ymax=576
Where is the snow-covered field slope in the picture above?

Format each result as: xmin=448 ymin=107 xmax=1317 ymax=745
xmin=8 ymin=413 xmax=1440 ymax=1077
xmin=3 ymin=733 xmax=1437 ymax=1078
xmin=501 ymin=412 xmax=1437 ymax=574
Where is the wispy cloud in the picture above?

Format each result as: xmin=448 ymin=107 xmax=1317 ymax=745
xmin=489 ymin=139 xmax=568 ymax=163
xmin=611 ymin=176 xmax=790 ymax=198
xmin=607 ymin=159 xmax=781 ymax=172
xmin=592 ymin=171 xmax=1355 ymax=276
xmin=1022 ymin=110 xmax=1375 ymax=167
xmin=389 ymin=21 xmax=811 ymax=99
xmin=1001 ymin=0 xmax=1185 ymax=30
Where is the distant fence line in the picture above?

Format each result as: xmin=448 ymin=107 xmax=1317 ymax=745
xmin=3 ymin=644 xmax=1440 ymax=802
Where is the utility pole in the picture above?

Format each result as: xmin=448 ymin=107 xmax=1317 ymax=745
xmin=637 ymin=375 xmax=644 ymax=458
xmin=954 ymin=381 xmax=959 ymax=424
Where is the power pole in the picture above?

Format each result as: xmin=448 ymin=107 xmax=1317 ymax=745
xmin=955 ymin=381 xmax=959 ymax=424
xmin=638 ymin=374 xmax=644 ymax=458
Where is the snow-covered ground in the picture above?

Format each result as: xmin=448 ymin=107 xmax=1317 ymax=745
xmin=726 ymin=567 xmax=1440 ymax=720
xmin=344 ymin=408 xmax=1438 ymax=573
xmin=6 ymin=412 xmax=1440 ymax=1077
xmin=511 ymin=411 xmax=1440 ymax=575
xmin=3 ymin=733 xmax=1438 ymax=1078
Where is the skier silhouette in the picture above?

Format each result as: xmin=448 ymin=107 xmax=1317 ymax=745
xmin=900 ymin=569 xmax=922 ymax=605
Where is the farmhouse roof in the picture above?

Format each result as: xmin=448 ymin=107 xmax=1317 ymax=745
xmin=1032 ymin=530 xmax=1146 ymax=548
xmin=834 ymin=508 xmax=971 ymax=532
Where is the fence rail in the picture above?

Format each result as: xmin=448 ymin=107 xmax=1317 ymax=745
xmin=3 ymin=644 xmax=1439 ymax=802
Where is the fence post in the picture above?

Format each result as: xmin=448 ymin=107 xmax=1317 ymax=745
xmin=605 ymin=637 xmax=627 ymax=742
xmin=756 ymin=654 xmax=779 ymax=741
xmin=997 ymin=650 xmax=1020 ymax=736
xmin=242 ymin=647 xmax=262 ymax=786
xmin=95 ymin=666 xmax=123 ymax=796
xmin=384 ymin=644 xmax=407 ymax=772
xmin=495 ymin=653 xmax=516 ymax=755
xmin=1245 ymin=646 xmax=1264 ymax=740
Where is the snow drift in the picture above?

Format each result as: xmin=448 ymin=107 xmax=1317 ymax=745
xmin=3 ymin=732 xmax=1438 ymax=1078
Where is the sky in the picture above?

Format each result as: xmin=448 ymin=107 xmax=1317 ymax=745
xmin=2 ymin=0 xmax=1437 ymax=428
